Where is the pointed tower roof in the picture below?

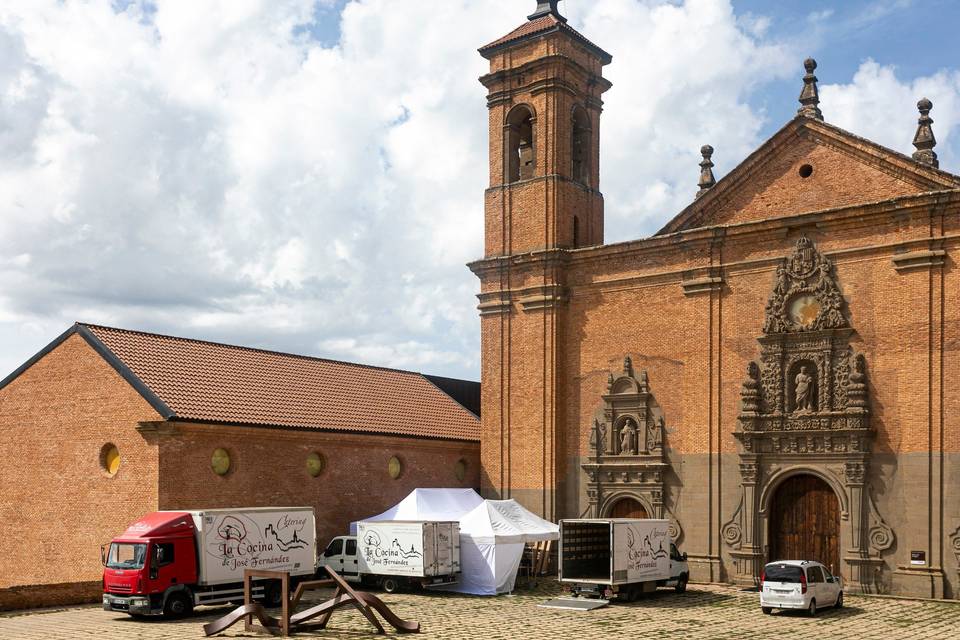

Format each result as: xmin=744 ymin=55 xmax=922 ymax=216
xmin=479 ymin=1 xmax=611 ymax=63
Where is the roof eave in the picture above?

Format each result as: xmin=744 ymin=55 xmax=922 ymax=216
xmin=479 ymin=23 xmax=612 ymax=65
xmin=0 ymin=322 xmax=176 ymax=421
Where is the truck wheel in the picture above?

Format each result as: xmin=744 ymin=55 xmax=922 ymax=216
xmin=674 ymin=575 xmax=688 ymax=593
xmin=263 ymin=581 xmax=284 ymax=607
xmin=163 ymin=592 xmax=192 ymax=618
xmin=382 ymin=578 xmax=399 ymax=594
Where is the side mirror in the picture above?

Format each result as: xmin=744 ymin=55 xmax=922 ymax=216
xmin=682 ymin=552 xmax=688 ymax=561
xmin=100 ymin=545 xmax=107 ymax=567
xmin=323 ymin=548 xmax=333 ymax=558
xmin=149 ymin=547 xmax=160 ymax=579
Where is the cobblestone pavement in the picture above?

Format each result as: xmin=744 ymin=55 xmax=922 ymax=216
xmin=2 ymin=582 xmax=960 ymax=639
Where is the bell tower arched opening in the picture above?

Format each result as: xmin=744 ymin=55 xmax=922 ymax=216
xmin=506 ymin=105 xmax=535 ymax=183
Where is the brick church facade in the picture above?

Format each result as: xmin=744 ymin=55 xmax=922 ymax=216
xmin=471 ymin=1 xmax=960 ymax=598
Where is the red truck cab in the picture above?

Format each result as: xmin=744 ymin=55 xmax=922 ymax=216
xmin=102 ymin=511 xmax=198 ymax=617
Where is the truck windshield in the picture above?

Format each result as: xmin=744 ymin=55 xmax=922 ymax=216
xmin=764 ymin=564 xmax=802 ymax=583
xmin=106 ymin=543 xmax=147 ymax=570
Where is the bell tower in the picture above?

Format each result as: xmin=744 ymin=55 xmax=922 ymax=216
xmin=471 ymin=2 xmax=612 ymax=520
xmin=479 ymin=0 xmax=612 ymax=256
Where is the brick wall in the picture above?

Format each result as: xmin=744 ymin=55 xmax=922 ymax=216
xmin=0 ymin=334 xmax=160 ymax=603
xmin=156 ymin=423 xmax=480 ymax=549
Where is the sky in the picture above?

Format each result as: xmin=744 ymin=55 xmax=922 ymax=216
xmin=1 ymin=0 xmax=959 ymax=382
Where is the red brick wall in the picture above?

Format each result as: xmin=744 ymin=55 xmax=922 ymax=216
xmin=156 ymin=423 xmax=480 ymax=549
xmin=0 ymin=334 xmax=161 ymax=597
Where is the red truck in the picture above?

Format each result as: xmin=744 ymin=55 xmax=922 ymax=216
xmin=102 ymin=507 xmax=317 ymax=617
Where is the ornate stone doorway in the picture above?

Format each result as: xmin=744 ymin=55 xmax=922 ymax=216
xmin=723 ymin=237 xmax=893 ymax=590
xmin=769 ymin=474 xmax=840 ymax=573
xmin=609 ymin=497 xmax=648 ymax=519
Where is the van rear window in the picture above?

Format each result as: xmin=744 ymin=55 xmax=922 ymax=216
xmin=764 ymin=564 xmax=802 ymax=582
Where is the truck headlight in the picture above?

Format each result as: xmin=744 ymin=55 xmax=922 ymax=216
xmin=102 ymin=595 xmax=109 ymax=604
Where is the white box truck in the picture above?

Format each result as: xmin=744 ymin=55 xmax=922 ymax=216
xmin=102 ymin=507 xmax=316 ymax=617
xmin=319 ymin=520 xmax=460 ymax=593
xmin=559 ymin=518 xmax=689 ymax=601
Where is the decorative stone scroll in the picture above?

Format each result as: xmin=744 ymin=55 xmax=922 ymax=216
xmin=724 ymin=236 xmax=894 ymax=592
xmin=582 ymin=357 xmax=680 ymax=540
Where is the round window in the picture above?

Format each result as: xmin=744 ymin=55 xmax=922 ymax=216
xmin=388 ymin=455 xmax=403 ymax=480
xmin=100 ymin=443 xmax=120 ymax=477
xmin=211 ymin=448 xmax=232 ymax=476
xmin=454 ymin=458 xmax=467 ymax=482
xmin=306 ymin=452 xmax=325 ymax=477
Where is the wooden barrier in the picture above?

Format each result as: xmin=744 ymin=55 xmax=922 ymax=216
xmin=203 ymin=566 xmax=419 ymax=637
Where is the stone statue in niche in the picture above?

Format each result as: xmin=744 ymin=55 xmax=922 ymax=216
xmin=620 ymin=418 xmax=638 ymax=455
xmin=794 ymin=366 xmax=815 ymax=413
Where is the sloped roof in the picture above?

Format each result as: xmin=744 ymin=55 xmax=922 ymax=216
xmin=0 ymin=323 xmax=480 ymax=441
xmin=657 ymin=115 xmax=960 ymax=236
xmin=479 ymin=14 xmax=612 ymax=64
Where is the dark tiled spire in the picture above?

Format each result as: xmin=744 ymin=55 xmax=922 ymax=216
xmin=797 ymin=58 xmax=823 ymax=120
xmin=912 ymin=97 xmax=939 ymax=168
xmin=528 ymin=0 xmax=566 ymax=23
xmin=697 ymin=145 xmax=716 ymax=198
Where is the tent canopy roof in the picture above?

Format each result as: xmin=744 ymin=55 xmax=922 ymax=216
xmin=459 ymin=499 xmax=559 ymax=545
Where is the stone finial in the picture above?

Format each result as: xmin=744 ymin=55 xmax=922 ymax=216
xmin=623 ymin=355 xmax=633 ymax=377
xmin=912 ymin=97 xmax=939 ymax=168
xmin=696 ymin=144 xmax=716 ymax=198
xmin=528 ymin=0 xmax=566 ymax=22
xmin=797 ymin=58 xmax=823 ymax=120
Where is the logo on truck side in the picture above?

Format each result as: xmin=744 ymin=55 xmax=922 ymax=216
xmin=359 ymin=530 xmax=422 ymax=568
xmin=625 ymin=527 xmax=669 ymax=572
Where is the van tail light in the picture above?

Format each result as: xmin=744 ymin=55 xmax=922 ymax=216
xmin=800 ymin=571 xmax=807 ymax=594
xmin=759 ymin=569 xmax=765 ymax=584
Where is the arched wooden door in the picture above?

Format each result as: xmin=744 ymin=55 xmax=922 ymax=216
xmin=609 ymin=497 xmax=648 ymax=519
xmin=769 ymin=474 xmax=840 ymax=573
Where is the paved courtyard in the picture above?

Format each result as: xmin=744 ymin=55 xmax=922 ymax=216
xmin=2 ymin=582 xmax=960 ymax=639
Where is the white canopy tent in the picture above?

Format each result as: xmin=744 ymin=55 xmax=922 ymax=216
xmin=454 ymin=499 xmax=559 ymax=595
xmin=350 ymin=488 xmax=559 ymax=596
xmin=349 ymin=488 xmax=484 ymax=534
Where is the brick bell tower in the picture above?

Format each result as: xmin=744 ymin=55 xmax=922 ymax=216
xmin=470 ymin=1 xmax=611 ymax=519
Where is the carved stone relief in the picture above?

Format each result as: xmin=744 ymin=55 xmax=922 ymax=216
xmin=582 ymin=357 xmax=681 ymax=541
xmin=723 ymin=237 xmax=894 ymax=591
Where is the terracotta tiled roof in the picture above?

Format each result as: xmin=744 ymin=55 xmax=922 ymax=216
xmin=479 ymin=15 xmax=611 ymax=63
xmin=78 ymin=324 xmax=479 ymax=441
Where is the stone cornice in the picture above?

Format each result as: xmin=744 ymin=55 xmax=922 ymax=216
xmin=566 ymin=189 xmax=960 ymax=267
xmin=480 ymin=53 xmax=610 ymax=94
xmin=891 ymin=249 xmax=947 ymax=273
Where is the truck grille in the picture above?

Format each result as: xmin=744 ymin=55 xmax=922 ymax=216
xmin=107 ymin=584 xmax=133 ymax=593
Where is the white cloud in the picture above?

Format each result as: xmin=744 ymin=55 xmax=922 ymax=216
xmin=821 ymin=60 xmax=960 ymax=170
xmin=0 ymin=1 xmax=954 ymax=381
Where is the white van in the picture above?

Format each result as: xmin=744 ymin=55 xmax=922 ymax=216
xmin=760 ymin=560 xmax=843 ymax=616
xmin=318 ymin=521 xmax=460 ymax=593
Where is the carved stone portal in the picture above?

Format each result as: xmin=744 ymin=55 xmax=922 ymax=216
xmin=723 ymin=237 xmax=893 ymax=592
xmin=582 ymin=357 xmax=682 ymax=541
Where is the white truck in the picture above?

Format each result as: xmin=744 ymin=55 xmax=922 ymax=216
xmin=559 ymin=518 xmax=689 ymax=601
xmin=102 ymin=507 xmax=317 ymax=617
xmin=319 ymin=520 xmax=460 ymax=593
